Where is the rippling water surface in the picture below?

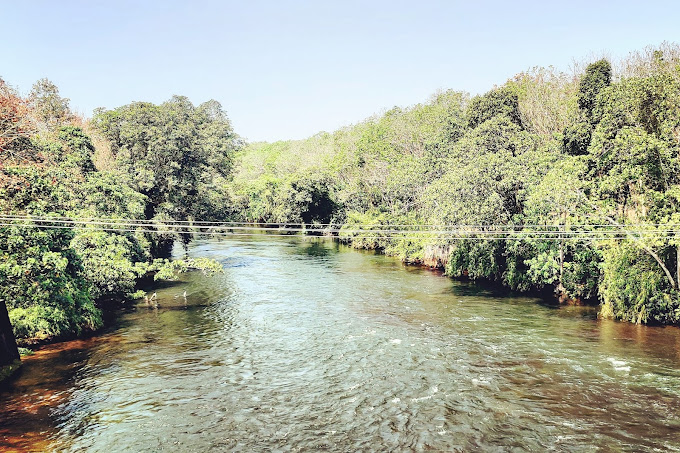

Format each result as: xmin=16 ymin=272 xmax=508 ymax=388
xmin=2 ymin=237 xmax=680 ymax=451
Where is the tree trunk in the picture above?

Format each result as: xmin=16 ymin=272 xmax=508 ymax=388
xmin=0 ymin=300 xmax=20 ymax=379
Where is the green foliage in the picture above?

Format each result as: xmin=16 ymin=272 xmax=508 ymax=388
xmin=0 ymin=225 xmax=101 ymax=339
xmin=290 ymin=175 xmax=338 ymax=224
xmin=93 ymin=96 xmax=242 ymax=256
xmin=55 ymin=126 xmax=97 ymax=173
xmin=423 ymin=116 xmax=545 ymax=227
xmin=17 ymin=347 xmax=34 ymax=356
xmin=600 ymin=244 xmax=680 ymax=324
xmin=502 ymin=240 xmax=533 ymax=292
xmin=0 ymin=83 xmax=237 ymax=341
xmin=521 ymin=240 xmax=601 ymax=299
xmin=591 ymin=126 xmax=675 ymax=202
xmin=560 ymin=59 xmax=612 ymax=155
xmin=92 ymin=97 xmax=239 ymax=218
xmin=0 ymin=359 xmax=21 ymax=383
xmin=578 ymin=59 xmax=612 ymax=123
xmin=584 ymin=51 xmax=680 ymax=321
xmin=233 ymin=91 xmax=471 ymax=228
xmin=3 ymin=44 xmax=680 ymax=334
xmin=466 ymin=86 xmax=523 ymax=129
xmin=562 ymin=118 xmax=592 ymax=155
xmin=70 ymin=230 xmax=147 ymax=300
xmin=511 ymin=67 xmax=580 ymax=137
xmin=339 ymin=210 xmax=392 ymax=250
xmin=562 ymin=246 xmax=601 ymax=300
xmin=28 ymin=78 xmax=71 ymax=131
xmin=243 ymin=173 xmax=337 ymax=224
xmin=229 ymin=44 xmax=680 ymax=324
xmin=0 ymin=166 xmax=59 ymax=213
xmin=150 ymin=257 xmax=223 ymax=281
xmin=446 ymin=240 xmax=504 ymax=283
xmin=77 ymin=171 xmax=148 ymax=219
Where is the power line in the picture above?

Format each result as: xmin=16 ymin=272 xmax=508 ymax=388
xmin=1 ymin=214 xmax=677 ymax=232
xmin=2 ymin=214 xmax=679 ymax=230
xmin=2 ymin=213 xmax=679 ymax=230
xmin=1 ymin=220 xmax=678 ymax=242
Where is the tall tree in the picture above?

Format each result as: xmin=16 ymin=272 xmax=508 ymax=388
xmin=93 ymin=96 xmax=241 ymax=256
xmin=563 ymin=59 xmax=612 ymax=155
xmin=28 ymin=78 xmax=72 ymax=132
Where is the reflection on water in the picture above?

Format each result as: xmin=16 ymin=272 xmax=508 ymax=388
xmin=2 ymin=237 xmax=680 ymax=451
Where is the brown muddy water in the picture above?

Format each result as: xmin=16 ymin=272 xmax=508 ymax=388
xmin=2 ymin=237 xmax=680 ymax=451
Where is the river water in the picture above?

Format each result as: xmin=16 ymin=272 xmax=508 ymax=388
xmin=2 ymin=237 xmax=680 ymax=451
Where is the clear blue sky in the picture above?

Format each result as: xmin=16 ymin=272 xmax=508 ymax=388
xmin=2 ymin=0 xmax=679 ymax=142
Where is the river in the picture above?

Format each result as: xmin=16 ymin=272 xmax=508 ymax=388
xmin=2 ymin=237 xmax=680 ymax=451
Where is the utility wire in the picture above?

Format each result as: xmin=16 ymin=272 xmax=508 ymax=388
xmin=0 ymin=215 xmax=674 ymax=228
xmin=1 ymin=214 xmax=679 ymax=230
xmin=2 ymin=213 xmax=679 ymax=230
xmin=2 ymin=220 xmax=678 ymax=236
xmin=1 ymin=221 xmax=678 ymax=242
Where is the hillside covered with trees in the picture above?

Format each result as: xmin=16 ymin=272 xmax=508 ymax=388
xmin=230 ymin=43 xmax=680 ymax=325
xmin=1 ymin=43 xmax=680 ymax=356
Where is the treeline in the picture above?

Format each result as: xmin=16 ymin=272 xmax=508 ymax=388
xmin=0 ymin=80 xmax=235 ymax=342
xmin=229 ymin=43 xmax=680 ymax=325
xmin=1 ymin=41 xmax=679 ymax=344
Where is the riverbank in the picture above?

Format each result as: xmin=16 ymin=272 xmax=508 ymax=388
xmin=0 ymin=227 xmax=635 ymax=367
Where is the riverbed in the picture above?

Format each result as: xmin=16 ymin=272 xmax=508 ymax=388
xmin=2 ymin=237 xmax=680 ymax=451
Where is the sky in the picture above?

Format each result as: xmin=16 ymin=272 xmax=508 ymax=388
xmin=2 ymin=0 xmax=679 ymax=142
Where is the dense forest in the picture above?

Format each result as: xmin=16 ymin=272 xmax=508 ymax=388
xmin=231 ymin=44 xmax=680 ymax=325
xmin=1 ymin=43 xmax=680 ymax=358
xmin=0 ymin=81 xmax=231 ymax=346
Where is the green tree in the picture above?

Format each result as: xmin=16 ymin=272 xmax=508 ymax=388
xmin=578 ymin=59 xmax=612 ymax=123
xmin=93 ymin=96 xmax=241 ymax=256
xmin=28 ymin=78 xmax=72 ymax=132
xmin=466 ymin=86 xmax=523 ymax=129
xmin=563 ymin=59 xmax=612 ymax=156
xmin=70 ymin=230 xmax=147 ymax=301
xmin=0 ymin=224 xmax=101 ymax=339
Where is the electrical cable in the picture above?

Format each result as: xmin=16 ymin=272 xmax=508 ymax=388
xmin=1 ymin=220 xmax=678 ymax=242
xmin=2 ymin=213 xmax=679 ymax=229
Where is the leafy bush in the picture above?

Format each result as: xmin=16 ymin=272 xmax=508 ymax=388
xmin=466 ymin=86 xmax=523 ymax=129
xmin=599 ymin=244 xmax=680 ymax=324
xmin=0 ymin=225 xmax=101 ymax=340
xmin=70 ymin=230 xmax=148 ymax=300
